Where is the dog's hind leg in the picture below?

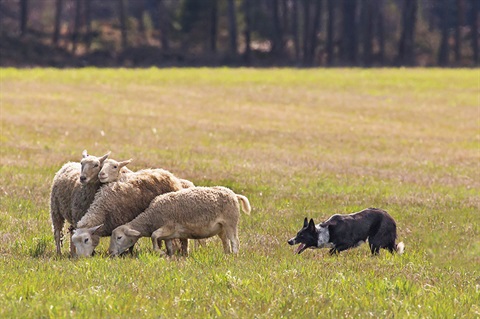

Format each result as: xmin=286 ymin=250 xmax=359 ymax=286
xmin=369 ymin=243 xmax=380 ymax=255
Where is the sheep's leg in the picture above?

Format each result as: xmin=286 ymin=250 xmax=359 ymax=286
xmin=180 ymin=239 xmax=189 ymax=256
xmin=165 ymin=239 xmax=174 ymax=256
xmin=152 ymin=228 xmax=174 ymax=256
xmin=218 ymin=230 xmax=232 ymax=254
xmin=151 ymin=236 xmax=162 ymax=251
xmin=68 ymin=225 xmax=77 ymax=257
xmin=51 ymin=212 xmax=65 ymax=255
xmin=194 ymin=239 xmax=206 ymax=249
xmin=225 ymin=226 xmax=240 ymax=254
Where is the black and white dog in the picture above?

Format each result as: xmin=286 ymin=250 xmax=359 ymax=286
xmin=288 ymin=208 xmax=405 ymax=255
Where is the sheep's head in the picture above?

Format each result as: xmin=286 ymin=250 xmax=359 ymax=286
xmin=98 ymin=158 xmax=132 ymax=183
xmin=71 ymin=225 xmax=102 ymax=257
xmin=79 ymin=150 xmax=110 ymax=184
xmin=109 ymin=225 xmax=141 ymax=257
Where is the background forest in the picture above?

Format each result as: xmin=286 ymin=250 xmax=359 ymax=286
xmin=1 ymin=0 xmax=479 ymax=67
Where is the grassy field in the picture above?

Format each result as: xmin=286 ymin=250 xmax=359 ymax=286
xmin=0 ymin=68 xmax=479 ymax=318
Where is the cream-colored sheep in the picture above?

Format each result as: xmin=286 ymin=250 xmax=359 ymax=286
xmin=50 ymin=150 xmax=109 ymax=255
xmin=98 ymin=158 xmax=195 ymax=189
xmin=72 ymin=168 xmax=183 ymax=257
xmin=98 ymin=158 xmax=133 ymax=183
xmin=108 ymin=186 xmax=251 ymax=257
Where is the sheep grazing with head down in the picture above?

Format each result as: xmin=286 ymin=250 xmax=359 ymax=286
xmin=72 ymin=168 xmax=183 ymax=257
xmin=50 ymin=150 xmax=110 ymax=256
xmin=97 ymin=158 xmax=198 ymax=253
xmin=108 ymin=186 xmax=251 ymax=257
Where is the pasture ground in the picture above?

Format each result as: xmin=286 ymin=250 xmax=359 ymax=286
xmin=0 ymin=68 xmax=479 ymax=318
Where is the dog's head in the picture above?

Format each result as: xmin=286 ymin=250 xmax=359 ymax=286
xmin=288 ymin=218 xmax=330 ymax=254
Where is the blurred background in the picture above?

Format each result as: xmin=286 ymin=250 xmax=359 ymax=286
xmin=0 ymin=0 xmax=478 ymax=67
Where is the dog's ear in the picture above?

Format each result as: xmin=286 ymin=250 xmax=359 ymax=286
xmin=308 ymin=218 xmax=316 ymax=230
xmin=303 ymin=217 xmax=308 ymax=228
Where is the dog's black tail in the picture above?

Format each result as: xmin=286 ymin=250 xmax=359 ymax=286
xmin=396 ymin=242 xmax=405 ymax=255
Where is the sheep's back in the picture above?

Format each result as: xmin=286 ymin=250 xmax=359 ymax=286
xmin=50 ymin=162 xmax=81 ymax=224
xmin=132 ymin=186 xmax=240 ymax=230
xmin=77 ymin=168 xmax=183 ymax=235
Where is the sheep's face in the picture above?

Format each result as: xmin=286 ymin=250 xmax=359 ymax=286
xmin=98 ymin=159 xmax=132 ymax=183
xmin=72 ymin=226 xmax=102 ymax=257
xmin=109 ymin=225 xmax=141 ymax=256
xmin=80 ymin=151 xmax=109 ymax=184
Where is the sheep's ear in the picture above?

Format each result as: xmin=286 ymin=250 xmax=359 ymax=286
xmin=82 ymin=150 xmax=88 ymax=158
xmin=119 ymin=159 xmax=132 ymax=168
xmin=99 ymin=152 xmax=110 ymax=163
xmin=89 ymin=224 xmax=103 ymax=235
xmin=303 ymin=217 xmax=308 ymax=228
xmin=124 ymin=228 xmax=141 ymax=237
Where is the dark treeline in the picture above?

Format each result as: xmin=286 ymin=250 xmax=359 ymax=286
xmin=0 ymin=0 xmax=478 ymax=67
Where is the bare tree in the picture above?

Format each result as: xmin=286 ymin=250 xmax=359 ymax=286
xmin=326 ymin=0 xmax=335 ymax=66
xmin=374 ymin=0 xmax=385 ymax=65
xmin=158 ymin=0 xmax=170 ymax=50
xmin=454 ymin=0 xmax=465 ymax=63
xmin=19 ymin=0 xmax=28 ymax=37
xmin=52 ymin=0 xmax=63 ymax=46
xmin=341 ymin=0 xmax=357 ymax=65
xmin=292 ymin=0 xmax=300 ymax=63
xmin=72 ymin=0 xmax=82 ymax=54
xmin=85 ymin=0 xmax=92 ymax=52
xmin=397 ymin=0 xmax=418 ymax=66
xmin=118 ymin=0 xmax=128 ymax=50
xmin=227 ymin=0 xmax=238 ymax=56
xmin=271 ymin=0 xmax=283 ymax=56
xmin=243 ymin=0 xmax=251 ymax=62
xmin=438 ymin=0 xmax=449 ymax=66
xmin=471 ymin=0 xmax=479 ymax=64
xmin=361 ymin=0 xmax=374 ymax=66
xmin=210 ymin=0 xmax=218 ymax=53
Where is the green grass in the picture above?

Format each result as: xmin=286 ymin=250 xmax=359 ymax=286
xmin=0 ymin=68 xmax=479 ymax=318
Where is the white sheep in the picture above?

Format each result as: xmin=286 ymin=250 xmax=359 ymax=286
xmin=97 ymin=158 xmax=199 ymax=252
xmin=108 ymin=186 xmax=251 ymax=257
xmin=98 ymin=158 xmax=195 ymax=189
xmin=50 ymin=150 xmax=109 ymax=255
xmin=72 ymin=168 xmax=184 ymax=257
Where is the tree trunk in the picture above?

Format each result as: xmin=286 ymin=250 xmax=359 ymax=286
xmin=20 ymin=0 xmax=28 ymax=37
xmin=341 ymin=0 xmax=357 ymax=65
xmin=438 ymin=0 xmax=450 ymax=66
xmin=306 ymin=0 xmax=322 ymax=66
xmin=302 ymin=0 xmax=310 ymax=64
xmin=454 ymin=0 xmax=465 ymax=63
xmin=292 ymin=0 xmax=300 ymax=63
xmin=85 ymin=0 xmax=92 ymax=52
xmin=374 ymin=0 xmax=385 ymax=65
xmin=326 ymin=0 xmax=335 ymax=66
xmin=227 ymin=0 xmax=238 ymax=56
xmin=471 ymin=0 xmax=479 ymax=65
xmin=271 ymin=0 xmax=283 ymax=56
xmin=210 ymin=0 xmax=218 ymax=53
xmin=158 ymin=0 xmax=170 ymax=50
xmin=397 ymin=0 xmax=417 ymax=66
xmin=361 ymin=0 xmax=374 ymax=66
xmin=72 ymin=0 xmax=82 ymax=54
xmin=243 ymin=0 xmax=251 ymax=62
xmin=118 ymin=0 xmax=128 ymax=51
xmin=53 ymin=0 xmax=63 ymax=46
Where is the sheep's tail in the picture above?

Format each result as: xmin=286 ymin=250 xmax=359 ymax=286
xmin=396 ymin=242 xmax=405 ymax=255
xmin=236 ymin=195 xmax=251 ymax=215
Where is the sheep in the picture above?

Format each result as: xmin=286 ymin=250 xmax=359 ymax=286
xmin=108 ymin=186 xmax=251 ymax=257
xmin=98 ymin=158 xmax=133 ymax=183
xmin=50 ymin=150 xmax=109 ymax=256
xmin=98 ymin=158 xmax=195 ymax=189
xmin=71 ymin=168 xmax=184 ymax=257
xmin=97 ymin=158 xmax=198 ymax=253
